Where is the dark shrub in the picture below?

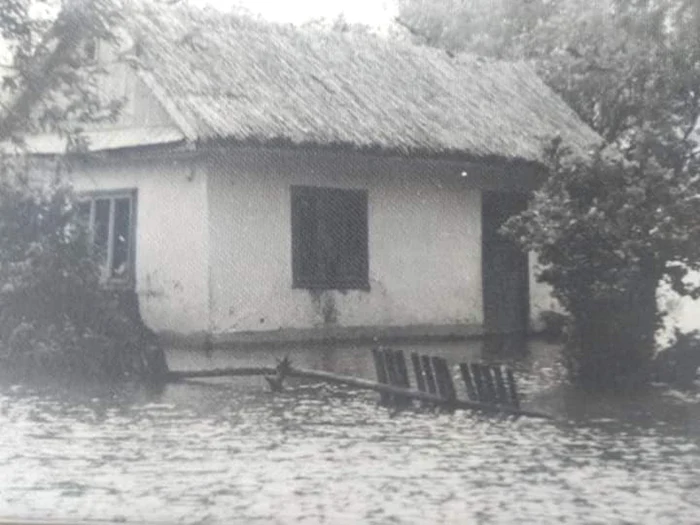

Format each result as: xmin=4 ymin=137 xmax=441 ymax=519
xmin=0 ymin=161 xmax=166 ymax=384
xmin=504 ymin=140 xmax=700 ymax=390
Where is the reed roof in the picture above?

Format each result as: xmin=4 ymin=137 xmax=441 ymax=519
xmin=127 ymin=6 xmax=600 ymax=163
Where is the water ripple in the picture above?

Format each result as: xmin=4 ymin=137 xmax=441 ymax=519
xmin=1 ymin=341 xmax=699 ymax=524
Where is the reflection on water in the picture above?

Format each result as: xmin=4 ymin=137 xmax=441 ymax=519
xmin=1 ymin=339 xmax=699 ymax=524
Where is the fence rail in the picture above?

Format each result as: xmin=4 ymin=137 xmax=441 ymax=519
xmin=167 ymin=348 xmax=552 ymax=420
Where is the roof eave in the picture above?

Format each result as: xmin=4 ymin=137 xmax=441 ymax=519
xmin=196 ymin=135 xmax=548 ymax=171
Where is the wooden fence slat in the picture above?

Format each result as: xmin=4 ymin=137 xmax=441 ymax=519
xmin=372 ymin=348 xmax=388 ymax=384
xmin=392 ymin=349 xmax=412 ymax=407
xmin=421 ymin=355 xmax=438 ymax=395
xmin=431 ymin=356 xmax=447 ymax=399
xmin=384 ymin=349 xmax=402 ymax=406
xmin=394 ymin=350 xmax=411 ymax=389
xmin=482 ymin=364 xmax=498 ymax=404
xmin=431 ymin=356 xmax=456 ymax=402
xmin=470 ymin=363 xmax=485 ymax=402
xmin=371 ymin=348 xmax=391 ymax=405
xmin=411 ymin=353 xmax=426 ymax=393
xmin=443 ymin=360 xmax=457 ymax=403
xmin=383 ymin=349 xmax=398 ymax=386
xmin=459 ymin=363 xmax=477 ymax=401
xmin=506 ymin=367 xmax=521 ymax=410
xmin=492 ymin=365 xmax=510 ymax=406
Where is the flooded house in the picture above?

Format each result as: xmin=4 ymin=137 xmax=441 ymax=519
xmin=18 ymin=7 xmax=600 ymax=348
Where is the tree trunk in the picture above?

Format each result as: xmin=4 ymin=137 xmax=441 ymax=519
xmin=567 ymin=273 xmax=659 ymax=390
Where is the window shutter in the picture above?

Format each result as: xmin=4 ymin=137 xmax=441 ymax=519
xmin=291 ymin=186 xmax=368 ymax=290
xmin=292 ymin=188 xmax=319 ymax=287
xmin=341 ymin=190 xmax=368 ymax=288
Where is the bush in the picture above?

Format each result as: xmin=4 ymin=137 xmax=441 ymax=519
xmin=652 ymin=330 xmax=700 ymax=388
xmin=538 ymin=310 xmax=570 ymax=342
xmin=0 ymin=161 xmax=166 ymax=384
xmin=504 ymin=139 xmax=700 ymax=390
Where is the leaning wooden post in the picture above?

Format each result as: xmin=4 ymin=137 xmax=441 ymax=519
xmin=492 ymin=365 xmax=510 ymax=406
xmin=421 ymin=355 xmax=438 ymax=395
xmin=505 ymin=367 xmax=521 ymax=410
xmin=459 ymin=363 xmax=477 ymax=401
xmin=371 ymin=348 xmax=391 ymax=405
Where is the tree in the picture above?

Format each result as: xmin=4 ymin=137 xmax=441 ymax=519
xmin=398 ymin=0 xmax=700 ymax=388
xmin=0 ymin=166 xmax=167 ymax=383
xmin=1 ymin=0 xmax=123 ymax=141
xmin=396 ymin=0 xmax=557 ymax=58
xmin=506 ymin=139 xmax=700 ymax=387
xmin=0 ymin=0 xmax=167 ymax=383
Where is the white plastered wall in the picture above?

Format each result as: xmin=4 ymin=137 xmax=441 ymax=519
xmin=67 ymin=157 xmax=210 ymax=336
xmin=206 ymin=148 xmax=483 ymax=335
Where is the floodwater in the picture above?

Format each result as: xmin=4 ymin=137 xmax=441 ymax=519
xmin=1 ymin=339 xmax=699 ymax=524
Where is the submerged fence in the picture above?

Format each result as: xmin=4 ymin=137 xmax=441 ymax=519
xmin=167 ymin=347 xmax=551 ymax=419
xmin=371 ymin=347 xmax=521 ymax=411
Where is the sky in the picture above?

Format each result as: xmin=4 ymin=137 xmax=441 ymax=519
xmin=206 ymin=0 xmax=398 ymax=26
xmin=0 ymin=0 xmax=400 ymax=64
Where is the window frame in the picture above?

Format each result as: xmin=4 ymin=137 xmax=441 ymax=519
xmin=291 ymin=185 xmax=370 ymax=291
xmin=77 ymin=189 xmax=137 ymax=289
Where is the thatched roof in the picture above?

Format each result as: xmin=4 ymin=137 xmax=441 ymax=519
xmin=126 ymin=6 xmax=600 ymax=164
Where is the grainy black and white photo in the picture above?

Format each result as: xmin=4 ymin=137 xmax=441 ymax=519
xmin=0 ymin=0 xmax=699 ymax=523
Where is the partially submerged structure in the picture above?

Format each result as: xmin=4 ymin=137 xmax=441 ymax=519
xmin=15 ymin=6 xmax=600 ymax=347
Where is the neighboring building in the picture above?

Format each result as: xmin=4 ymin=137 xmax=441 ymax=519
xmin=16 ymin=6 xmax=600 ymax=347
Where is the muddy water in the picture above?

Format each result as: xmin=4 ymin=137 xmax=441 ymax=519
xmin=1 ymin=339 xmax=699 ymax=524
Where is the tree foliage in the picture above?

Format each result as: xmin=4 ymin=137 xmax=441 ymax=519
xmin=0 ymin=0 xmax=166 ymax=383
xmin=398 ymin=0 xmax=700 ymax=151
xmin=398 ymin=0 xmax=700 ymax=387
xmin=506 ymin=139 xmax=700 ymax=386
xmin=0 ymin=163 xmax=166 ymax=382
xmin=1 ymin=0 xmax=124 ymax=142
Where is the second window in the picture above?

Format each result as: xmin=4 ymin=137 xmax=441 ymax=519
xmin=291 ymin=186 xmax=369 ymax=290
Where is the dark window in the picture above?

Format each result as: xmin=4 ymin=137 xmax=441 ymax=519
xmin=78 ymin=191 xmax=136 ymax=287
xmin=291 ymin=186 xmax=369 ymax=290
